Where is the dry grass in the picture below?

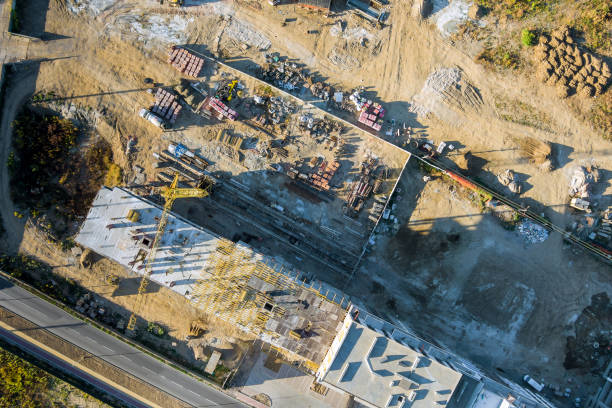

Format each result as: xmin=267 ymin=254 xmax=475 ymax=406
xmin=513 ymin=136 xmax=552 ymax=165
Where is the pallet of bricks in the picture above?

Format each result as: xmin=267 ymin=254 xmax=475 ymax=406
xmin=204 ymin=97 xmax=238 ymax=121
xmin=358 ymin=101 xmax=384 ymax=132
xmin=168 ymin=46 xmax=204 ymax=78
xmin=153 ymin=88 xmax=182 ymax=125
xmin=310 ymin=160 xmax=340 ymax=191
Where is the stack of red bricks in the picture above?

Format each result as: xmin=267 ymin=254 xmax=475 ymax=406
xmin=152 ymin=88 xmax=182 ymax=124
xmin=310 ymin=160 xmax=340 ymax=191
xmin=167 ymin=46 xmax=204 ymax=78
xmin=204 ymin=97 xmax=238 ymax=121
xmin=357 ymin=102 xmax=384 ymax=132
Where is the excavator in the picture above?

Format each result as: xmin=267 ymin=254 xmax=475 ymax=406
xmin=168 ymin=0 xmax=184 ymax=7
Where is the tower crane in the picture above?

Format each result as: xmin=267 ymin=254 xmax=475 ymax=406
xmin=127 ymin=173 xmax=209 ymax=331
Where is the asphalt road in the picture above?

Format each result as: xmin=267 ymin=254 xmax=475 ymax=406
xmin=0 ymin=277 xmax=245 ymax=408
xmin=0 ymin=324 xmax=151 ymax=408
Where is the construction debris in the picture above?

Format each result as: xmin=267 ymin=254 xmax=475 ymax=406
xmin=534 ymin=25 xmax=611 ymax=98
xmin=569 ymin=166 xmax=597 ymax=199
xmin=168 ymin=46 xmax=205 ymax=78
xmin=259 ymin=57 xmax=304 ymax=92
xmin=497 ymin=169 xmax=521 ymax=194
xmin=176 ymin=79 xmax=207 ymax=113
xmin=517 ymin=220 xmax=549 ymax=244
xmin=344 ymin=155 xmax=380 ymax=217
xmin=514 ymin=136 xmax=552 ymax=168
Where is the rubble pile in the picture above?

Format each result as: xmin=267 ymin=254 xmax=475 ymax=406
xmin=498 ymin=169 xmax=521 ymax=194
xmin=517 ymin=220 xmax=549 ymax=243
xmin=409 ymin=67 xmax=483 ymax=118
xmin=534 ymin=25 xmax=611 ymax=98
xmin=568 ymin=166 xmax=598 ymax=199
xmin=168 ymin=46 xmax=205 ymax=78
xmin=564 ymin=293 xmax=612 ymax=371
xmin=259 ymin=58 xmax=304 ymax=91
xmin=299 ymin=113 xmax=343 ymax=137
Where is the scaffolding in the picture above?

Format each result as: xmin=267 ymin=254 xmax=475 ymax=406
xmin=190 ymin=238 xmax=352 ymax=369
xmin=191 ymin=239 xmax=289 ymax=335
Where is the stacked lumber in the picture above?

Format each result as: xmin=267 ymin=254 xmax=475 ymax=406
xmin=168 ymin=46 xmax=205 ymax=78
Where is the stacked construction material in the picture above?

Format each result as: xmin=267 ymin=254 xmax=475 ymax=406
xmin=357 ymin=101 xmax=384 ymax=131
xmin=310 ymin=160 xmax=340 ymax=191
xmin=202 ymin=96 xmax=238 ymax=121
xmin=168 ymin=46 xmax=205 ymax=78
xmin=152 ymin=88 xmax=182 ymax=124
xmin=344 ymin=157 xmax=377 ymax=217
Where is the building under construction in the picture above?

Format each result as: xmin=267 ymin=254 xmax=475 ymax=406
xmin=76 ymin=187 xmax=349 ymax=370
xmin=316 ymin=308 xmax=555 ymax=408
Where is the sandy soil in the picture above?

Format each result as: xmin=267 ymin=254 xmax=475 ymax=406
xmin=1 ymin=0 xmax=611 ymax=404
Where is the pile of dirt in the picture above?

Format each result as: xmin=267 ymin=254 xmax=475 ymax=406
xmin=409 ymin=67 xmax=483 ymax=119
xmin=534 ymin=25 xmax=611 ymax=98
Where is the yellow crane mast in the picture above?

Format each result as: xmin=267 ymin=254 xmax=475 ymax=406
xmin=127 ymin=174 xmax=209 ymax=331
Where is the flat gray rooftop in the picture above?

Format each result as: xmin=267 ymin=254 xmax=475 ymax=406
xmin=320 ymin=320 xmax=463 ymax=408
xmin=76 ymin=187 xmax=221 ymax=300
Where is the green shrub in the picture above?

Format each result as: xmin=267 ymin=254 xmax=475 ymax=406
xmin=521 ymin=29 xmax=536 ymax=46
xmin=0 ymin=347 xmax=52 ymax=407
xmin=147 ymin=322 xmax=165 ymax=337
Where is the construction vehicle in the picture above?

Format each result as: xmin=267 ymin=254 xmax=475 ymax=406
xmin=185 ymin=320 xmax=206 ymax=340
xmin=168 ymin=0 xmax=184 ymax=7
xmin=215 ymin=79 xmax=238 ymax=102
xmin=127 ymin=173 xmax=210 ymax=331
xmin=105 ymin=274 xmax=120 ymax=285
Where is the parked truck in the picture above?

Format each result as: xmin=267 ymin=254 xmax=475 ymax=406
xmin=139 ymin=108 xmax=165 ymax=129
xmin=523 ymin=375 xmax=545 ymax=392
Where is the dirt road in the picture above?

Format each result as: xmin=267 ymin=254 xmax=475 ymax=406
xmin=0 ymin=66 xmax=34 ymax=253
